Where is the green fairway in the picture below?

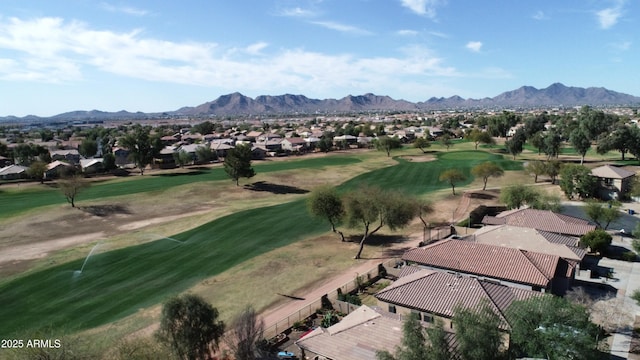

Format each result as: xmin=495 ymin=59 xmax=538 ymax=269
xmin=0 ymin=199 xmax=328 ymax=337
xmin=0 ymin=150 xmax=520 ymax=337
xmin=0 ymin=156 xmax=361 ymax=218
xmin=340 ymin=150 xmax=521 ymax=194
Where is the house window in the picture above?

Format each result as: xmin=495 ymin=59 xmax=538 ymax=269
xmin=423 ymin=313 xmax=434 ymax=323
xmin=388 ymin=305 xmax=396 ymax=314
xmin=411 ymin=310 xmax=421 ymax=321
xmin=604 ymin=178 xmax=614 ymax=185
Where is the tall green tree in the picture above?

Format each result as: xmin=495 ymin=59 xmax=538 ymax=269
xmin=559 ymin=164 xmax=597 ymax=199
xmin=376 ymin=314 xmax=451 ymax=360
xmin=543 ymin=128 xmax=562 ymax=159
xmin=584 ymin=200 xmax=622 ymax=230
xmin=467 ymin=128 xmax=494 ymax=150
xmin=345 ymin=186 xmax=417 ymax=259
xmin=597 ymin=125 xmax=635 ymax=161
xmin=504 ymin=128 xmax=526 ymax=159
xmin=439 ymin=169 xmax=466 ymax=195
xmin=454 ymin=301 xmax=504 ymax=360
xmin=471 ymin=162 xmax=504 ymax=190
xmin=224 ymin=144 xmax=256 ymax=186
xmin=195 ymin=146 xmax=217 ymax=164
xmin=174 ymin=149 xmax=192 ymax=168
xmin=569 ymin=128 xmax=591 ymax=165
xmin=156 ymin=294 xmax=225 ymax=360
xmin=307 ymin=186 xmax=346 ymax=241
xmin=507 ymin=295 xmax=600 ymax=360
xmin=524 ymin=160 xmax=547 ymax=183
xmin=27 ymin=161 xmax=48 ymax=183
xmin=375 ymin=135 xmax=402 ymax=157
xmin=529 ymin=132 xmax=545 ymax=155
xmin=439 ymin=134 xmax=453 ymax=151
xmin=119 ymin=126 xmax=162 ymax=175
xmin=545 ymin=159 xmax=562 ymax=184
xmin=79 ymin=138 xmax=98 ymax=158
xmin=413 ymin=137 xmax=431 ymax=153
xmin=580 ymin=229 xmax=613 ymax=254
xmin=579 ymin=106 xmax=617 ymax=142
xmin=499 ymin=184 xmax=540 ymax=209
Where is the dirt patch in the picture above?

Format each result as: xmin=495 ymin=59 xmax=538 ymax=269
xmin=117 ymin=209 xmax=211 ymax=231
xmin=400 ymin=155 xmax=436 ymax=162
xmin=0 ymin=232 xmax=106 ymax=264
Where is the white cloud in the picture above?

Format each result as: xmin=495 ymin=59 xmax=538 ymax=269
xmin=278 ymin=7 xmax=317 ymax=18
xmin=596 ymin=2 xmax=624 ymax=29
xmin=100 ymin=2 xmax=149 ymax=16
xmin=428 ymin=31 xmax=449 ymax=38
xmin=466 ymin=41 xmax=482 ymax=52
xmin=0 ymin=16 xmax=476 ymax=101
xmin=396 ymin=29 xmax=418 ymax=36
xmin=310 ymin=21 xmax=372 ymax=35
xmin=400 ymin=0 xmax=443 ymax=19
xmin=245 ymin=42 xmax=269 ymax=55
xmin=532 ymin=10 xmax=548 ymax=20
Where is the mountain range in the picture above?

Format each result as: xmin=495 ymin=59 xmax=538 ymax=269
xmin=4 ymin=83 xmax=640 ymax=122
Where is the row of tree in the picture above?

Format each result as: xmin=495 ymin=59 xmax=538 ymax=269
xmin=307 ymin=185 xmax=432 ymax=259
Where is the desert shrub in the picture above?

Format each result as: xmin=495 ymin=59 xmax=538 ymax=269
xmin=622 ymin=251 xmax=637 ymax=262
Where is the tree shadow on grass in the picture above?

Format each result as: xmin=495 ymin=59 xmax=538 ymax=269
xmin=244 ymin=181 xmax=309 ymax=195
xmin=468 ymin=191 xmax=497 ymax=200
xmin=153 ymin=170 xmax=206 ymax=177
xmin=79 ymin=204 xmax=132 ymax=217
xmin=346 ymin=234 xmax=411 ymax=259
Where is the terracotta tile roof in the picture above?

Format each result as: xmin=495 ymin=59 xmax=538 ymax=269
xmin=375 ymin=269 xmax=541 ymax=330
xmin=591 ymin=165 xmax=636 ymax=179
xmin=402 ymin=239 xmax=559 ymax=288
xmin=295 ymin=305 xmax=458 ymax=360
xmin=470 ymin=225 xmax=586 ymax=261
xmin=482 ymin=208 xmax=595 ymax=236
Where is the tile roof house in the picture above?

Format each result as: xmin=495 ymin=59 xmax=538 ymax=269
xmin=46 ymin=160 xmax=75 ymax=179
xmin=482 ymin=208 xmax=595 ymax=237
xmin=0 ymin=155 xmax=12 ymax=167
xmin=468 ymin=225 xmax=586 ymax=263
xmin=0 ymin=164 xmax=27 ymax=180
xmin=281 ymin=137 xmax=308 ymax=152
xmin=80 ymin=158 xmax=104 ymax=174
xmin=295 ymin=305 xmax=457 ymax=360
xmin=402 ymin=239 xmax=575 ymax=294
xmin=375 ymin=269 xmax=541 ymax=332
xmin=49 ymin=149 xmax=80 ymax=165
xmin=590 ymin=164 xmax=636 ymax=200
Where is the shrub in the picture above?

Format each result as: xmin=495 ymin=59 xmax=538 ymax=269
xmin=320 ymin=294 xmax=333 ymax=310
xmin=338 ymin=293 xmax=362 ymax=306
xmin=622 ymin=251 xmax=637 ymax=262
xmin=580 ymin=229 xmax=612 ymax=254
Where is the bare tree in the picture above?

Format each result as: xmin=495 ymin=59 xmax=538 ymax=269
xmin=224 ymin=306 xmax=265 ymax=360
xmin=59 ymin=175 xmax=89 ymax=208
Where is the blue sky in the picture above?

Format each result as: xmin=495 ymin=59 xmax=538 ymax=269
xmin=0 ymin=0 xmax=638 ymax=117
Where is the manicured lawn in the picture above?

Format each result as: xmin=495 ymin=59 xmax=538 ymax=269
xmin=0 ymin=199 xmax=327 ymax=337
xmin=340 ymin=150 xmax=521 ymax=194
xmin=0 ymin=156 xmax=361 ymax=218
xmin=0 ymin=150 xmax=519 ymax=337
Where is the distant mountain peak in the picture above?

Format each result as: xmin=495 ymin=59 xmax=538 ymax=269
xmin=2 ymin=84 xmax=639 ymax=121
